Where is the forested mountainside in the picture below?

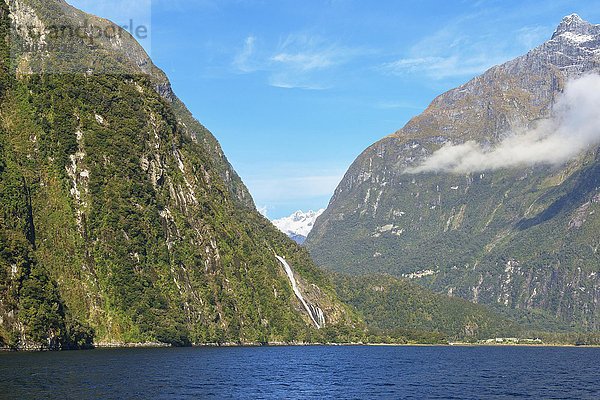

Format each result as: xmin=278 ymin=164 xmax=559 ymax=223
xmin=307 ymin=14 xmax=600 ymax=330
xmin=332 ymin=274 xmax=524 ymax=342
xmin=0 ymin=0 xmax=360 ymax=349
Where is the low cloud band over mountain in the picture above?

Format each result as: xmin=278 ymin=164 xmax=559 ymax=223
xmin=407 ymin=74 xmax=600 ymax=174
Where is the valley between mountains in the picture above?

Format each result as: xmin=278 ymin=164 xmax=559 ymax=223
xmin=0 ymin=1 xmax=599 ymax=350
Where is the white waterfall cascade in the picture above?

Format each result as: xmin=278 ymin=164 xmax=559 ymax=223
xmin=275 ymin=255 xmax=325 ymax=329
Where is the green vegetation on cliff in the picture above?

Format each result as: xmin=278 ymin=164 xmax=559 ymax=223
xmin=332 ymin=274 xmax=522 ymax=342
xmin=307 ymin=16 xmax=600 ymax=331
xmin=0 ymin=0 xmax=360 ymax=349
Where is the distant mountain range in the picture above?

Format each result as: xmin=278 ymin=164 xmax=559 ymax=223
xmin=307 ymin=14 xmax=600 ymax=330
xmin=272 ymin=210 xmax=324 ymax=244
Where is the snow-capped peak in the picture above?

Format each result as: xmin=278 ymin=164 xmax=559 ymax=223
xmin=552 ymin=14 xmax=600 ymax=42
xmin=272 ymin=209 xmax=324 ymax=244
xmin=562 ymin=13 xmax=584 ymax=25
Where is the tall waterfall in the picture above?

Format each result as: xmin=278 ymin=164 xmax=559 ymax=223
xmin=275 ymin=255 xmax=325 ymax=329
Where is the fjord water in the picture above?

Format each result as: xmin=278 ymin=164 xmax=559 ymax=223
xmin=1 ymin=346 xmax=599 ymax=399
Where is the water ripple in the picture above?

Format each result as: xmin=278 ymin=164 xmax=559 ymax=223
xmin=1 ymin=346 xmax=600 ymax=399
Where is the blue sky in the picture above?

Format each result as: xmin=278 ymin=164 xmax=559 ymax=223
xmin=68 ymin=0 xmax=600 ymax=219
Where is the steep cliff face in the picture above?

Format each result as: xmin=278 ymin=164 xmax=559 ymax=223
xmin=0 ymin=0 xmax=359 ymax=349
xmin=307 ymin=15 xmax=600 ymax=330
xmin=9 ymin=0 xmax=253 ymax=209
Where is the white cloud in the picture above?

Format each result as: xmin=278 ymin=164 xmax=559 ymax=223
xmin=233 ymin=35 xmax=257 ymax=73
xmin=406 ymin=74 xmax=600 ymax=174
xmin=271 ymin=51 xmax=335 ymax=71
xmin=268 ymin=79 xmax=330 ymax=90
xmin=232 ymin=33 xmax=363 ymax=89
xmin=375 ymin=101 xmax=424 ymax=110
xmin=380 ymin=54 xmax=507 ymax=80
xmin=379 ymin=15 xmax=544 ymax=80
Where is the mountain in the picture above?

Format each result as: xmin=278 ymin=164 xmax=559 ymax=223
xmin=332 ymin=273 xmax=522 ymax=342
xmin=272 ymin=210 xmax=324 ymax=244
xmin=307 ymin=14 xmax=600 ymax=330
xmin=0 ymin=0 xmax=361 ymax=349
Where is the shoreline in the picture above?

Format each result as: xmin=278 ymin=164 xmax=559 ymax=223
xmin=2 ymin=341 xmax=599 ymax=352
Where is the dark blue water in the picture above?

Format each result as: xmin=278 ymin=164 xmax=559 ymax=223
xmin=1 ymin=345 xmax=599 ymax=399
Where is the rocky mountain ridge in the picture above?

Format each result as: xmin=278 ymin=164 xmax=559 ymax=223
xmin=307 ymin=14 xmax=600 ymax=330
